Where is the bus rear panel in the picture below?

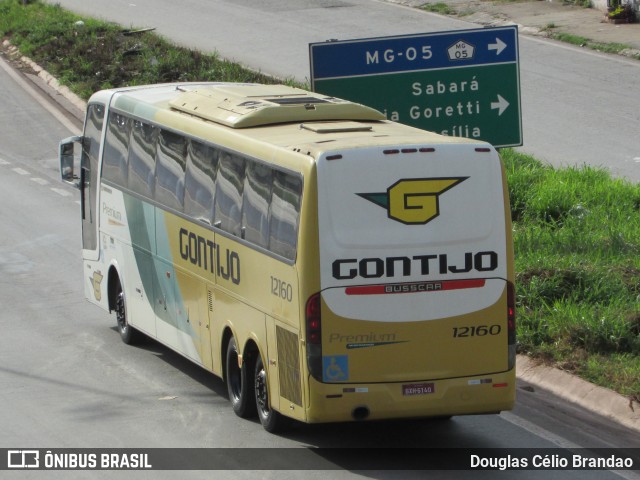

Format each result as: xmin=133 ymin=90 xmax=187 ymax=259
xmin=305 ymin=143 xmax=515 ymax=422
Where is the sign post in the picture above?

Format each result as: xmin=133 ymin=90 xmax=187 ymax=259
xmin=309 ymin=26 xmax=522 ymax=148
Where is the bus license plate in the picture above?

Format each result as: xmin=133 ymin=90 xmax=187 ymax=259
xmin=402 ymin=383 xmax=435 ymax=396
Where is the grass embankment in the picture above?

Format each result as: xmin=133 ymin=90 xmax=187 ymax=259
xmin=503 ymin=150 xmax=640 ymax=397
xmin=0 ymin=0 xmax=280 ymax=99
xmin=1 ymin=0 xmax=639 ymax=399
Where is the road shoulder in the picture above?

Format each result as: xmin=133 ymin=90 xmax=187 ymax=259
xmin=518 ymin=354 xmax=640 ymax=433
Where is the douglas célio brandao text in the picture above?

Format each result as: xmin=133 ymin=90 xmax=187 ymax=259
xmin=470 ymin=453 xmax=635 ymax=470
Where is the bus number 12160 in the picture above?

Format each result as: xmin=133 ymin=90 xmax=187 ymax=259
xmin=271 ymin=276 xmax=293 ymax=302
xmin=453 ymin=325 xmax=501 ymax=337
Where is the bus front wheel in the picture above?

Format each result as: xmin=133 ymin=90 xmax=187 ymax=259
xmin=254 ymin=353 xmax=287 ymax=433
xmin=225 ymin=337 xmax=256 ymax=418
xmin=114 ymin=284 xmax=142 ymax=345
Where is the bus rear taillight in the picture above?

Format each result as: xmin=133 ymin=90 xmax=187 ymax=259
xmin=507 ymin=281 xmax=516 ymax=370
xmin=306 ymin=293 xmax=321 ymax=345
xmin=306 ymin=293 xmax=323 ymax=380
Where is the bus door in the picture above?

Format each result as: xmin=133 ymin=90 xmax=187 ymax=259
xmin=80 ymin=103 xmax=105 ymax=261
xmin=60 ymin=103 xmax=106 ymax=307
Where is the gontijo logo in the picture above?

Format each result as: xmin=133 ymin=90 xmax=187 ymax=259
xmin=357 ymin=177 xmax=467 ymax=225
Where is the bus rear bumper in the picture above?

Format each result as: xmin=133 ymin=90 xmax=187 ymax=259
xmin=304 ymin=370 xmax=515 ymax=424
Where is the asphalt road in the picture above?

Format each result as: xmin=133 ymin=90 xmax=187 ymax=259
xmin=1 ymin=52 xmax=639 ymax=479
xmin=43 ymin=0 xmax=640 ymax=182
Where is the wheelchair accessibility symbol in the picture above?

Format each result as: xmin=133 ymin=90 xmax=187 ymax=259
xmin=323 ymin=355 xmax=349 ymax=382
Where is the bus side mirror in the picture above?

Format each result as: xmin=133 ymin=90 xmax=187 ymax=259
xmin=59 ymin=136 xmax=82 ymax=188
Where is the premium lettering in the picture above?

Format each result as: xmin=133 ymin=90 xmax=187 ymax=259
xmin=329 ymin=332 xmax=397 ymax=343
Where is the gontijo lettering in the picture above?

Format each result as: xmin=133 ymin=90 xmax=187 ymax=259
xmin=178 ymin=228 xmax=241 ymax=285
xmin=332 ymin=251 xmax=498 ymax=280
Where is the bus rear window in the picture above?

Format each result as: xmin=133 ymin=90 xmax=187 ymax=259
xmin=269 ymin=171 xmax=302 ymax=261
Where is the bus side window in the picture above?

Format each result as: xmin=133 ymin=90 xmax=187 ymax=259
xmin=214 ymin=151 xmax=246 ymax=237
xmin=242 ymin=162 xmax=273 ymax=247
xmin=128 ymin=120 xmax=158 ymax=199
xmin=155 ymin=129 xmax=187 ymax=212
xmin=103 ymin=113 xmax=131 ymax=188
xmin=184 ymin=140 xmax=219 ymax=225
xmin=82 ymin=103 xmax=104 ymax=165
xmin=269 ymin=172 xmax=302 ymax=261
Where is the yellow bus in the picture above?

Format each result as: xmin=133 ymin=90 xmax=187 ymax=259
xmin=60 ymin=83 xmax=515 ymax=432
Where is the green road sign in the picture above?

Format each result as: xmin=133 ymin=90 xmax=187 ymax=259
xmin=310 ymin=27 xmax=522 ymax=148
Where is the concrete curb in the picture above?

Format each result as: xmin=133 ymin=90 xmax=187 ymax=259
xmin=517 ymin=355 xmax=640 ymax=433
xmin=3 ymin=41 xmax=638 ymax=435
xmin=22 ymin=56 xmax=87 ymax=114
xmin=2 ymin=40 xmax=86 ymax=116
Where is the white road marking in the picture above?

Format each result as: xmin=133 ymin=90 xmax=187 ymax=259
xmin=500 ymin=412 xmax=640 ymax=480
xmin=51 ymin=188 xmax=72 ymax=197
xmin=0 ymin=159 xmax=10 ymax=166
xmin=13 ymin=167 xmax=29 ymax=175
xmin=31 ymin=177 xmax=50 ymax=186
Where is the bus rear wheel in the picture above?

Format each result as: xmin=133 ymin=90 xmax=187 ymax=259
xmin=254 ymin=353 xmax=287 ymax=433
xmin=225 ymin=337 xmax=256 ymax=418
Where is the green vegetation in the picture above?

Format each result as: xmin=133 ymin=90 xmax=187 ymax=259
xmin=549 ymin=32 xmax=637 ymax=58
xmin=0 ymin=0 xmax=281 ymax=99
xmin=420 ymin=2 xmax=456 ymax=15
xmin=566 ymin=0 xmax=592 ymax=8
xmin=502 ymin=149 xmax=640 ymax=396
xmin=1 ymin=0 xmax=639 ymax=398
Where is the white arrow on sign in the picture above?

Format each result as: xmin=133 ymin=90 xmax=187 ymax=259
xmin=488 ymin=38 xmax=507 ymax=55
xmin=491 ymin=95 xmax=510 ymax=116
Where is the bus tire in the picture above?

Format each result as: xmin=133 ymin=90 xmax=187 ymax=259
xmin=225 ymin=337 xmax=256 ymax=418
xmin=115 ymin=284 xmax=142 ymax=345
xmin=254 ymin=353 xmax=288 ymax=433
